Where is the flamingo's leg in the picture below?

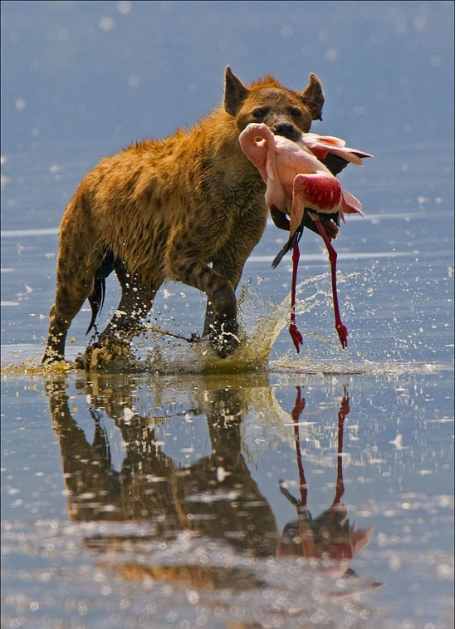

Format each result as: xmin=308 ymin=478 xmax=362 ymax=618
xmin=333 ymin=386 xmax=350 ymax=505
xmin=289 ymin=242 xmax=303 ymax=353
xmin=312 ymin=217 xmax=348 ymax=348
xmin=292 ymin=386 xmax=308 ymax=506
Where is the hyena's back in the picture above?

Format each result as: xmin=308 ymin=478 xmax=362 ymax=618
xmin=70 ymin=119 xmax=264 ymax=284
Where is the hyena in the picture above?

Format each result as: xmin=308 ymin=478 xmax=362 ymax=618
xmin=42 ymin=67 xmax=325 ymax=365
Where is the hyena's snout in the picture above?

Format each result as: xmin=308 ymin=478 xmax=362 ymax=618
xmin=272 ymin=121 xmax=301 ymax=141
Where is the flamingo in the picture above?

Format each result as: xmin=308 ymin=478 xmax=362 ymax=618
xmin=239 ymin=123 xmax=371 ymax=353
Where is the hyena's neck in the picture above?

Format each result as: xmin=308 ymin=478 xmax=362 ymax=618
xmin=152 ymin=106 xmax=265 ymax=207
xmin=199 ymin=106 xmax=244 ymax=153
xmin=196 ymin=107 xmax=265 ymax=191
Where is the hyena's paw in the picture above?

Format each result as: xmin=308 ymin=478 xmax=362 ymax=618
xmin=76 ymin=340 xmax=135 ymax=372
xmin=208 ymin=320 xmax=240 ymax=359
xmin=42 ymin=349 xmax=66 ymax=366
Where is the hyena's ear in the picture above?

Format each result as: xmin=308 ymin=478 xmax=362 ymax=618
xmin=224 ymin=67 xmax=250 ymax=116
xmin=301 ymin=73 xmax=325 ymax=121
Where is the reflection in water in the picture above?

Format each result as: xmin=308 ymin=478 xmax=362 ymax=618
xmin=47 ymin=376 xmax=278 ymax=555
xmin=277 ymin=387 xmax=380 ymax=587
xmin=46 ymin=375 xmax=381 ymax=599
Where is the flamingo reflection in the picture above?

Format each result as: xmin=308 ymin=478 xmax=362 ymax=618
xmin=277 ymin=386 xmax=381 ymax=587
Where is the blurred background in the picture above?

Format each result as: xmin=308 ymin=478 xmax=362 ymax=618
xmin=1 ymin=1 xmax=454 ymax=230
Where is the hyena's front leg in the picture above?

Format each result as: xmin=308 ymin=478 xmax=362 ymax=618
xmin=166 ymin=239 xmax=239 ymax=358
xmin=200 ymin=214 xmax=267 ymax=357
xmin=202 ymin=256 xmax=246 ymax=356
xmin=202 ymin=276 xmax=240 ymax=359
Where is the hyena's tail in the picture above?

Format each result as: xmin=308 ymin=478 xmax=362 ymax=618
xmin=86 ymin=250 xmax=118 ymax=335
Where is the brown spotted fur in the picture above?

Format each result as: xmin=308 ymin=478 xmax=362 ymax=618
xmin=42 ymin=68 xmax=324 ymax=363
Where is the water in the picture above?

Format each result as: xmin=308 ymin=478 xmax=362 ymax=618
xmin=1 ymin=2 xmax=454 ymax=628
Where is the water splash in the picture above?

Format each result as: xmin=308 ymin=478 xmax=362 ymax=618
xmin=139 ymin=277 xmax=329 ymax=374
xmin=1 ymin=274 xmax=447 ymax=378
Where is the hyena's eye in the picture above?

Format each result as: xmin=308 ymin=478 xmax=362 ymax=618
xmin=290 ymin=107 xmax=303 ymax=118
xmin=252 ymin=108 xmax=267 ymax=119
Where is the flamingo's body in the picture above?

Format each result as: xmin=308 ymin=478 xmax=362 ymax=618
xmin=239 ymin=123 xmax=371 ymax=352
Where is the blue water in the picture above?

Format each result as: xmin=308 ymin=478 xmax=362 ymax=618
xmin=1 ymin=2 xmax=454 ymax=628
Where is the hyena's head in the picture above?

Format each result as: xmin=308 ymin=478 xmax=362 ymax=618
xmin=224 ymin=67 xmax=324 ymax=142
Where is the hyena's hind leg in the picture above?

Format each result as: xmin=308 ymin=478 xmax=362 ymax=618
xmin=42 ymin=249 xmax=104 ymax=364
xmin=95 ymin=263 xmax=159 ymax=349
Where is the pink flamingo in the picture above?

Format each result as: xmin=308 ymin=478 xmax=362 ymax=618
xmin=239 ymin=123 xmax=371 ymax=352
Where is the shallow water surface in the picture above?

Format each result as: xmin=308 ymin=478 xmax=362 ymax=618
xmin=1 ymin=2 xmax=454 ymax=628
xmin=2 ymin=368 xmax=454 ymax=628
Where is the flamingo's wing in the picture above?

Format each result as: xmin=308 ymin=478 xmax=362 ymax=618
xmin=319 ymin=153 xmax=351 ymax=176
xmin=271 ymin=146 xmax=360 ymax=266
xmin=294 ymin=148 xmax=351 ymax=233
xmin=318 ymin=150 xmax=371 ymax=176
xmin=302 ymin=132 xmax=372 ymax=173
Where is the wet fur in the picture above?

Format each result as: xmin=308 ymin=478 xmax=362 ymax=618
xmin=42 ymin=68 xmax=325 ymax=364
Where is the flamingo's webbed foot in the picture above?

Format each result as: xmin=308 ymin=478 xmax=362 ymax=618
xmin=289 ymin=322 xmax=303 ymax=353
xmin=336 ymin=322 xmax=348 ymax=349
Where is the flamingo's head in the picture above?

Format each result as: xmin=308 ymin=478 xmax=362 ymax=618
xmin=238 ymin=123 xmax=275 ymax=184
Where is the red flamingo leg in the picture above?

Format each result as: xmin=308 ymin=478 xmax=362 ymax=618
xmin=333 ymin=386 xmax=350 ymax=505
xmin=289 ymin=242 xmax=303 ymax=353
xmin=292 ymin=386 xmax=307 ymax=505
xmin=313 ymin=218 xmax=348 ymax=348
